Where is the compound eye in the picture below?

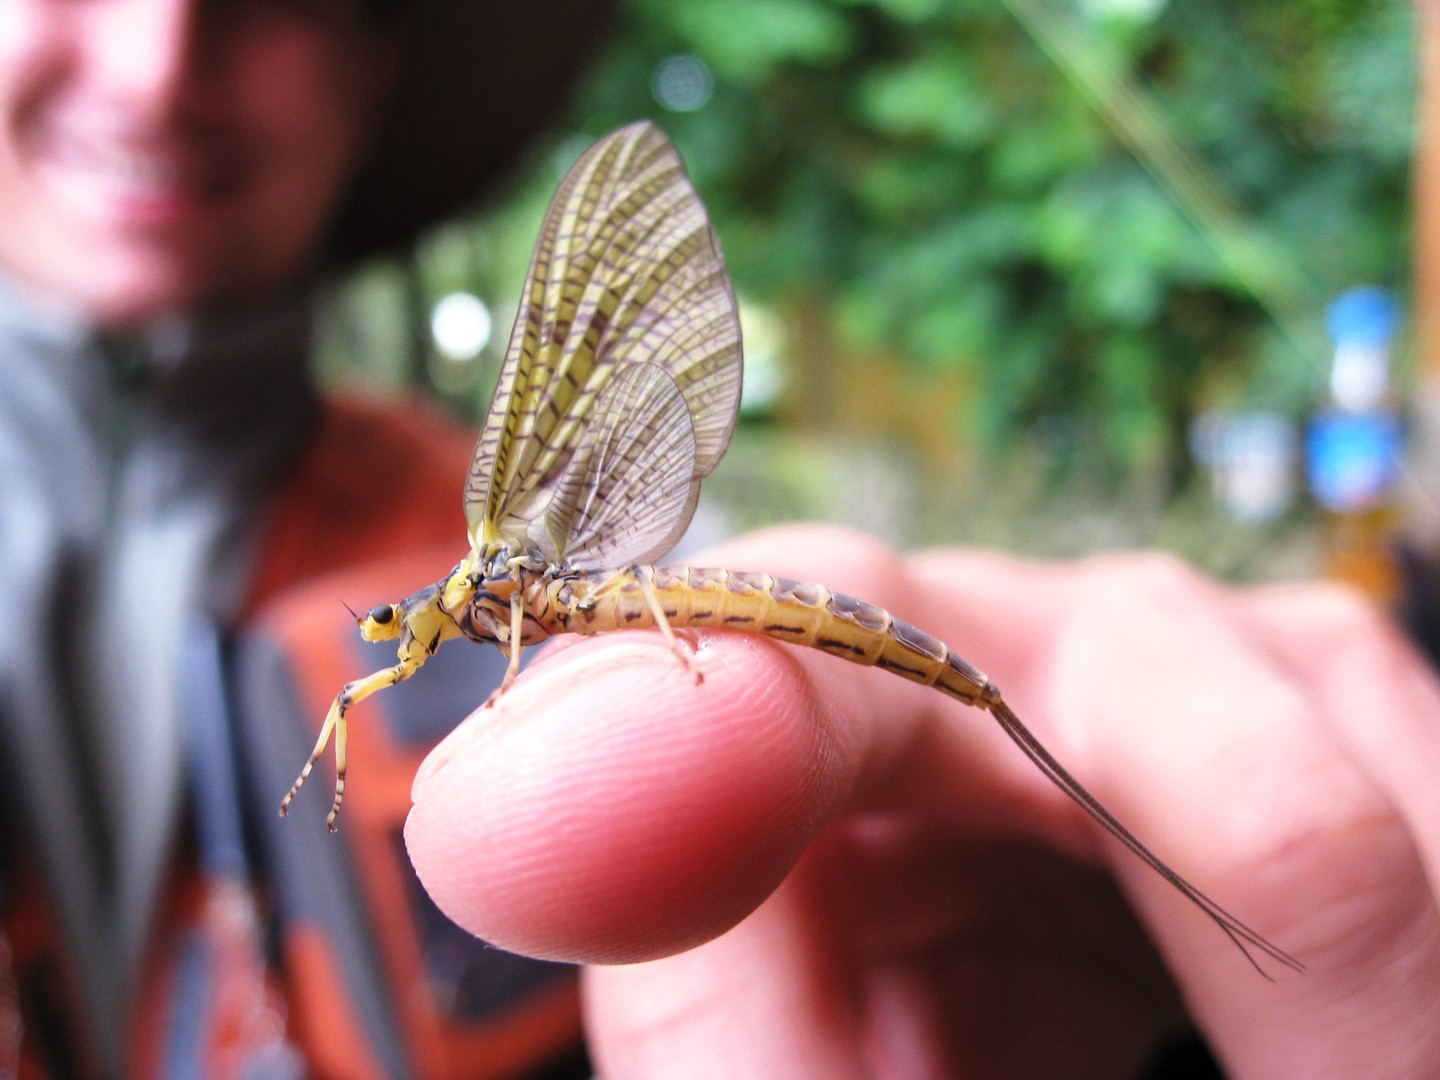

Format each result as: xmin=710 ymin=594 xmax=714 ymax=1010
xmin=368 ymin=604 xmax=395 ymax=625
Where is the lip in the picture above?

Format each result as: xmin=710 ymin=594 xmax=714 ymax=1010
xmin=30 ymin=121 xmax=246 ymax=229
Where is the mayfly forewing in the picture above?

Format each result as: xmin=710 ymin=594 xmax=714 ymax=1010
xmin=460 ymin=138 xmax=584 ymax=541
xmin=544 ymin=363 xmax=699 ymax=570
xmin=462 ymin=121 xmax=742 ymax=553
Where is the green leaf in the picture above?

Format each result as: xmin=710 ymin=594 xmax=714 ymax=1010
xmin=667 ymin=0 xmax=855 ymax=83
xmin=855 ymin=54 xmax=995 ymax=147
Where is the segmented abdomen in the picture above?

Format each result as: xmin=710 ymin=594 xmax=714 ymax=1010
xmin=552 ymin=565 xmax=1002 ymax=709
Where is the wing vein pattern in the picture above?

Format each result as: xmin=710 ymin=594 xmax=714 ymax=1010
xmin=463 ymin=121 xmax=742 ymax=567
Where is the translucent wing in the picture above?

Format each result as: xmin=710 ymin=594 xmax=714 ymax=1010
xmin=540 ymin=363 xmax=698 ymax=571
xmin=464 ymin=121 xmax=742 ymax=559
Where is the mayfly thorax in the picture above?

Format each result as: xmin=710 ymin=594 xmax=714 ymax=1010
xmin=279 ymin=121 xmax=1302 ymax=977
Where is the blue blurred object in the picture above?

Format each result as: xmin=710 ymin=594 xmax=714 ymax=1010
xmin=1190 ymin=409 xmax=1297 ymax=522
xmin=1306 ymin=410 xmax=1403 ymax=512
xmin=1306 ymin=287 xmax=1403 ymax=514
xmin=1326 ymin=286 xmax=1398 ymax=348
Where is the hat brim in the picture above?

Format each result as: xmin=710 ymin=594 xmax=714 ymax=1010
xmin=329 ymin=0 xmax=615 ymax=263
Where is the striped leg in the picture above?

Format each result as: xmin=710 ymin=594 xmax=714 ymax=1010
xmin=481 ymin=591 xmax=527 ymax=709
xmin=630 ymin=565 xmax=702 ymax=684
xmin=573 ymin=566 xmax=701 ymax=682
xmin=280 ymin=660 xmax=419 ymax=831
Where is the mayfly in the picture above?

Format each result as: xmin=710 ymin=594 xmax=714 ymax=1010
xmin=281 ymin=121 xmax=1302 ymax=976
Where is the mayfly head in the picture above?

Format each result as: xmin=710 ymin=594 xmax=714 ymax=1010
xmin=358 ymin=603 xmax=402 ymax=642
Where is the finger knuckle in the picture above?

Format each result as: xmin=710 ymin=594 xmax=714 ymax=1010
xmin=1297 ymin=580 xmax=1389 ymax=643
xmin=1079 ymin=550 xmax=1214 ymax=622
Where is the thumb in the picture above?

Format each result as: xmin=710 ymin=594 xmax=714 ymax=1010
xmin=403 ymin=627 xmax=873 ymax=963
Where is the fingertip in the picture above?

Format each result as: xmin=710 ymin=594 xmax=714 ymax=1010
xmin=405 ymin=631 xmax=862 ymax=964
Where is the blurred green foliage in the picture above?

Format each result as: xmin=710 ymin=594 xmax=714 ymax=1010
xmin=579 ymin=0 xmax=1412 ymax=469
xmin=321 ymin=0 xmax=1414 ymax=563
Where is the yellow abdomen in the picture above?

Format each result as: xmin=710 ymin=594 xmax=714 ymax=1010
xmin=544 ymin=565 xmax=1001 ymax=709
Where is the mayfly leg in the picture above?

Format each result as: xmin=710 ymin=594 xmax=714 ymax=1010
xmin=579 ymin=566 xmax=702 ymax=683
xmin=633 ymin=566 xmax=703 ymax=683
xmin=481 ymin=591 xmax=528 ymax=708
xmin=280 ymin=661 xmax=418 ymax=831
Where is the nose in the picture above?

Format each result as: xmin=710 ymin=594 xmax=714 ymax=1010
xmin=87 ymin=0 xmax=209 ymax=124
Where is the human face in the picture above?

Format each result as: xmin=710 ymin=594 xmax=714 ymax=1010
xmin=0 ymin=0 xmax=389 ymax=326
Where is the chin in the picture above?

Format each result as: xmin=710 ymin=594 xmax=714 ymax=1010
xmin=8 ymin=224 xmax=309 ymax=326
xmin=74 ymin=259 xmax=272 ymax=327
xmin=78 ymin=280 xmax=207 ymax=327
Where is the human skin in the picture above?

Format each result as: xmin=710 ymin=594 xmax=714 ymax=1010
xmin=406 ymin=523 xmax=1440 ymax=1079
xmin=0 ymin=0 xmax=389 ymax=326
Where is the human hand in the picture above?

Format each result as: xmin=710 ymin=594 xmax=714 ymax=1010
xmin=405 ymin=525 xmax=1440 ymax=1078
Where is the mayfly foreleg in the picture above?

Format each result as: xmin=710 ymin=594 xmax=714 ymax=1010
xmin=280 ymin=659 xmax=423 ymax=830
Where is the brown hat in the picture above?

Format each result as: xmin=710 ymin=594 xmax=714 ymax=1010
xmin=328 ymin=0 xmax=615 ymax=263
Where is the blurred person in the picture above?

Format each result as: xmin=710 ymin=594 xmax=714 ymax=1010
xmin=0 ymin=0 xmax=611 ymax=1077
xmin=7 ymin=3 xmax=1437 ymax=1080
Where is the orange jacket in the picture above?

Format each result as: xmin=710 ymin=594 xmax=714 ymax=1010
xmin=5 ymin=393 xmax=583 ymax=1080
xmin=246 ymin=392 xmax=474 ymax=616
